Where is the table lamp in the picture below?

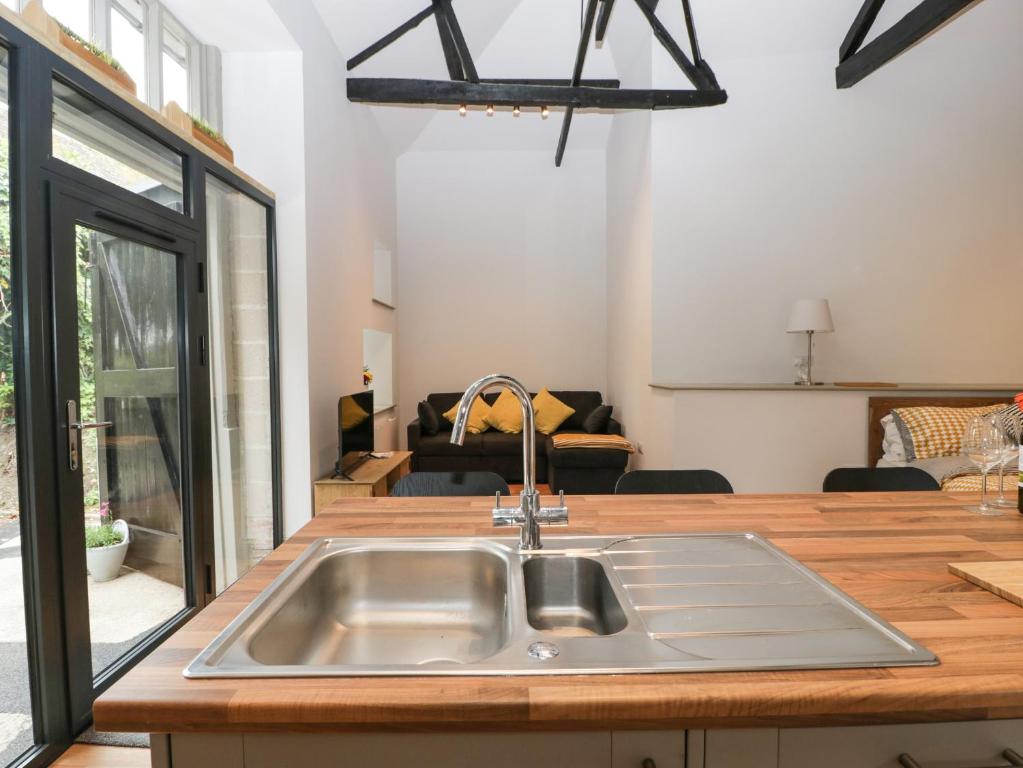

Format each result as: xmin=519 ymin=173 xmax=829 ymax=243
xmin=787 ymin=299 xmax=834 ymax=386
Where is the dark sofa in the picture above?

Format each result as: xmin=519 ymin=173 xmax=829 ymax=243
xmin=408 ymin=391 xmax=628 ymax=495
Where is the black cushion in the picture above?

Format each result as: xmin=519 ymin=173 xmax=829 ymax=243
xmin=548 ymin=391 xmax=603 ymax=430
xmin=415 ymin=431 xmax=485 ymax=457
xmin=418 ymin=400 xmax=441 ymax=436
xmin=822 ymin=467 xmax=940 ymax=493
xmin=482 ymin=431 xmax=545 ymax=458
xmin=582 ymin=404 xmax=613 ymax=434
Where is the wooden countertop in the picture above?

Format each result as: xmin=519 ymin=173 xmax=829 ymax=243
xmin=94 ymin=493 xmax=1023 ymax=734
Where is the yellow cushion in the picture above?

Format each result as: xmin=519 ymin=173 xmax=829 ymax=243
xmin=443 ymin=396 xmax=491 ymax=434
xmin=892 ymin=404 xmax=1007 ymax=460
xmin=485 ymin=388 xmax=525 ymax=434
xmin=532 ymin=388 xmax=575 ymax=435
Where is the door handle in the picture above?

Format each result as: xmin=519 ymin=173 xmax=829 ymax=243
xmin=66 ymin=400 xmax=113 ymax=471
xmin=71 ymin=421 xmax=114 ymax=430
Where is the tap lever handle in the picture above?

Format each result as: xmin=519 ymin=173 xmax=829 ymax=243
xmin=495 ymin=491 xmax=501 ymax=509
xmin=559 ymin=490 xmax=565 ymax=507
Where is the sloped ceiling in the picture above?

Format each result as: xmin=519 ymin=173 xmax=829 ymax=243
xmin=164 ymin=0 xmax=1015 ymax=158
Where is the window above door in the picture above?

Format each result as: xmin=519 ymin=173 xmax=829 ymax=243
xmin=7 ymin=0 xmax=222 ymax=130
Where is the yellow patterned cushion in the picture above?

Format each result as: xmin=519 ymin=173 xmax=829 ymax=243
xmin=892 ymin=404 xmax=1007 ymax=460
xmin=484 ymin=388 xmax=525 ymax=434
xmin=532 ymin=388 xmax=575 ymax=435
xmin=942 ymin=473 xmax=1018 ymax=494
xmin=443 ymin=396 xmax=491 ymax=434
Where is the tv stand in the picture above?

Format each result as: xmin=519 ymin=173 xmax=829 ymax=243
xmin=314 ymin=451 xmax=413 ymax=513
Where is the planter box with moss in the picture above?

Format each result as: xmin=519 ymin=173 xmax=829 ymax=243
xmin=22 ymin=1 xmax=137 ymax=97
xmin=163 ymin=101 xmax=234 ymax=163
xmin=85 ymin=519 xmax=129 ymax=582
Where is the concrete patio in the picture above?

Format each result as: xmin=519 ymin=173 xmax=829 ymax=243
xmin=0 ymin=519 xmax=182 ymax=765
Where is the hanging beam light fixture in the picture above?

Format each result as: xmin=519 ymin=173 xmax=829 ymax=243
xmin=345 ymin=0 xmax=727 ymax=166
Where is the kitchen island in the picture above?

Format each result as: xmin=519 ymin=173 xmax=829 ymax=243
xmin=94 ymin=492 xmax=1023 ymax=767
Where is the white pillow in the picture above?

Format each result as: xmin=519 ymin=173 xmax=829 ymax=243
xmin=880 ymin=414 xmax=908 ymax=464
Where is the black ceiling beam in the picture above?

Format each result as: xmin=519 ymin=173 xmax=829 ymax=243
xmin=434 ymin=0 xmax=479 ymax=83
xmin=556 ymin=0 xmax=600 ymax=167
xmin=680 ymin=0 xmax=720 ymax=91
xmin=836 ymin=0 xmax=984 ymax=88
xmin=631 ymin=0 xmax=715 ymax=91
xmin=432 ymin=0 xmax=465 ymax=80
xmin=347 ymin=78 xmax=727 ymax=110
xmin=839 ymin=0 xmax=887 ymax=63
xmin=346 ymin=6 xmax=435 ymax=71
xmin=481 ymin=78 xmax=621 ymax=88
xmin=680 ymin=0 xmax=702 ymax=64
xmin=595 ymin=0 xmax=617 ymax=43
xmin=347 ymin=79 xmax=724 ymax=110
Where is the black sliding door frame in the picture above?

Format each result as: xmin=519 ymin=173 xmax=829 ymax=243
xmin=48 ymin=182 xmax=208 ymax=734
xmin=0 ymin=11 xmax=281 ymax=768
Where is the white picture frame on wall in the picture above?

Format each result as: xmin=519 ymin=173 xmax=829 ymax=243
xmin=372 ymin=244 xmax=395 ymax=308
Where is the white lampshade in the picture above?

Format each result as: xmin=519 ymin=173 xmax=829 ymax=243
xmin=787 ymin=299 xmax=834 ymax=334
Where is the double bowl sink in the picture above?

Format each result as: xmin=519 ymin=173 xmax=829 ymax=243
xmin=185 ymin=534 xmax=936 ymax=677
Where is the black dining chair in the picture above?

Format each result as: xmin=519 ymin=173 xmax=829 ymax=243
xmin=390 ymin=471 xmax=510 ymax=497
xmin=614 ymin=470 xmax=734 ymax=495
xmin=822 ymin=467 xmax=940 ymax=493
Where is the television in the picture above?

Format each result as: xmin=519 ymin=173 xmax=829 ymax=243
xmin=333 ymin=390 xmax=375 ymax=479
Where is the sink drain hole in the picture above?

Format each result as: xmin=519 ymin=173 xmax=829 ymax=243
xmin=527 ymin=642 xmax=560 ymax=661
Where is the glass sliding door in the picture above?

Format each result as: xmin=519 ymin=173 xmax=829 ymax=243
xmin=74 ymin=224 xmax=187 ymax=677
xmin=49 ymin=190 xmax=202 ymax=732
xmin=205 ymin=174 xmax=275 ymax=594
xmin=0 ymin=47 xmax=36 ymax=768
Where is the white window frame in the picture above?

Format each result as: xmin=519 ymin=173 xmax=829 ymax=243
xmin=8 ymin=0 xmax=222 ymax=130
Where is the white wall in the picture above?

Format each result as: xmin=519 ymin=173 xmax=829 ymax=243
xmin=396 ymin=150 xmax=608 ymax=434
xmin=216 ymin=1 xmax=403 ymax=534
xmin=603 ymin=8 xmax=674 ymax=470
xmin=221 ymin=49 xmax=313 ymax=537
xmin=649 ymin=0 xmax=1023 ymax=387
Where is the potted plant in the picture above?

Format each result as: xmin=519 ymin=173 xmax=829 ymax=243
xmin=162 ymin=101 xmax=234 ymax=163
xmin=85 ymin=502 xmax=129 ymax=582
xmin=21 ymin=1 xmax=137 ymax=97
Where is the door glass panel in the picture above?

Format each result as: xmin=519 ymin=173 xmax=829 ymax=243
xmin=52 ymin=79 xmax=185 ymax=212
xmin=110 ymin=0 xmax=147 ymax=103
xmin=76 ymin=225 xmax=185 ymax=677
xmin=0 ymin=47 xmax=36 ymax=767
xmin=205 ymin=175 xmax=274 ymax=594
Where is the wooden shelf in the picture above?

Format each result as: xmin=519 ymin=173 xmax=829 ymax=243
xmin=650 ymin=382 xmax=1020 ymax=393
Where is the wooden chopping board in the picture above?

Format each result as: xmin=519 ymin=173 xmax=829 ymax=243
xmin=949 ymin=561 xmax=1023 ymax=608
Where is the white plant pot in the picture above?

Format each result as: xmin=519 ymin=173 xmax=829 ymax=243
xmin=86 ymin=520 xmax=130 ymax=582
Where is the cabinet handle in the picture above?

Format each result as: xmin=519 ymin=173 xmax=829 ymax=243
xmin=899 ymin=749 xmax=1023 ymax=768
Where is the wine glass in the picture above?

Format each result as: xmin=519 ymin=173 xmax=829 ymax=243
xmin=993 ymin=420 xmax=1020 ymax=509
xmin=962 ymin=416 xmax=1006 ymax=516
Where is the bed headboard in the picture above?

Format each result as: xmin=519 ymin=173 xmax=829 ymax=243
xmin=867 ymin=396 xmax=1013 ymax=467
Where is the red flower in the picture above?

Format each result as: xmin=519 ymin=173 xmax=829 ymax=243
xmin=1016 ymin=392 xmax=1023 ymax=409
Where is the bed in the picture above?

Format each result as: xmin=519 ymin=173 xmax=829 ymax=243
xmin=867 ymin=396 xmax=1017 ymax=492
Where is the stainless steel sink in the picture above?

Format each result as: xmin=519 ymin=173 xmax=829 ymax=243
xmin=523 ymin=556 xmax=627 ymax=637
xmin=247 ymin=547 xmax=510 ymax=666
xmin=185 ymin=534 xmax=937 ymax=678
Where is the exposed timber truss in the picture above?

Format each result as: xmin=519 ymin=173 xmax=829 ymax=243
xmin=837 ymin=0 xmax=986 ymax=88
xmin=345 ymin=0 xmax=727 ymax=166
